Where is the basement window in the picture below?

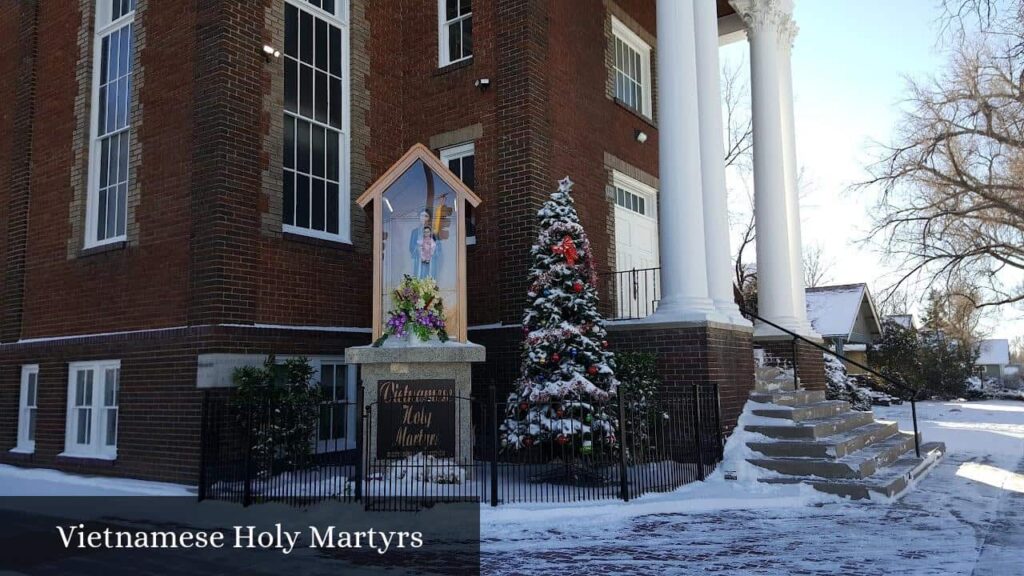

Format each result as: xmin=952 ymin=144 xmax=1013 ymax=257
xmin=12 ymin=365 xmax=39 ymax=454
xmin=62 ymin=360 xmax=120 ymax=460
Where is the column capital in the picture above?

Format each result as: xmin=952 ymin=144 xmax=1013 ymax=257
xmin=729 ymin=0 xmax=794 ymax=39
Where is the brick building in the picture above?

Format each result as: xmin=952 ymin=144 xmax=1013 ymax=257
xmin=0 ymin=0 xmax=822 ymax=485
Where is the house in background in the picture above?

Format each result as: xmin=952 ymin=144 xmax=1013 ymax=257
xmin=976 ymin=339 xmax=1011 ymax=385
xmin=805 ymin=284 xmax=883 ymax=374
xmin=885 ymin=314 xmax=917 ymax=331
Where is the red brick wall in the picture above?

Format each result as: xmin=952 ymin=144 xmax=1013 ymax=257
xmin=609 ymin=324 xmax=755 ymax=435
xmin=0 ymin=1 xmax=37 ymax=344
xmin=13 ymin=2 xmax=194 ymax=340
xmin=0 ymin=327 xmax=370 ymax=484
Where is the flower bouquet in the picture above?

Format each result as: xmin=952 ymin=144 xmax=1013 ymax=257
xmin=373 ymin=275 xmax=449 ymax=346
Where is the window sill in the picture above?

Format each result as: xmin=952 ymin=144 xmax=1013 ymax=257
xmin=9 ymin=446 xmax=34 ymax=455
xmin=57 ymin=451 xmax=117 ymax=463
xmin=283 ymin=231 xmax=355 ymax=251
xmin=612 ymin=98 xmax=656 ymax=129
xmin=80 ymin=240 xmax=127 ymax=258
xmin=435 ymin=57 xmax=473 ymax=76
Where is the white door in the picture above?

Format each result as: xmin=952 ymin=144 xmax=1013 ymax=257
xmin=613 ymin=179 xmax=659 ymax=318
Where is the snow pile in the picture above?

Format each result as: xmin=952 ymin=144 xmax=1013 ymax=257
xmin=0 ymin=464 xmax=193 ymax=496
xmin=368 ymin=453 xmax=466 ymax=484
xmin=824 ymin=353 xmax=874 ymax=410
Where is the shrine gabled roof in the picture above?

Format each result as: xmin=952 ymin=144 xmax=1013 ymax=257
xmin=356 ymin=143 xmax=482 ymax=209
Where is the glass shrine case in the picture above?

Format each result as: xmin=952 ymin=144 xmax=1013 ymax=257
xmin=356 ymin=144 xmax=482 ymax=343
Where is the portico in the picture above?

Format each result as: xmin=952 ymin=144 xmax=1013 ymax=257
xmin=638 ymin=0 xmax=818 ymax=340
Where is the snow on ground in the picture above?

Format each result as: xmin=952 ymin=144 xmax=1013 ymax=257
xmin=482 ymin=400 xmax=1024 ymax=576
xmin=0 ymin=464 xmax=194 ymax=496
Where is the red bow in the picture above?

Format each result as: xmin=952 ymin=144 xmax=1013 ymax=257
xmin=551 ymin=235 xmax=578 ymax=267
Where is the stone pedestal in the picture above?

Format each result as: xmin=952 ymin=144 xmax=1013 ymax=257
xmin=345 ymin=341 xmax=485 ymax=468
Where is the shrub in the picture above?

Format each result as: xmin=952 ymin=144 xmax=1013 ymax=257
xmin=233 ymin=356 xmax=321 ymax=474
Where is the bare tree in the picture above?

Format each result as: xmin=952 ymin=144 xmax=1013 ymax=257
xmin=802 ymin=242 xmax=833 ymax=288
xmin=856 ymin=19 xmax=1024 ymax=310
xmin=1011 ymin=335 xmax=1024 ymax=364
xmin=873 ymin=284 xmax=913 ymax=318
xmin=722 ymin=58 xmax=753 ymax=170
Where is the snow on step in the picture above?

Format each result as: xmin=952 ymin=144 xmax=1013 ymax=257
xmin=747 ymin=421 xmax=899 ymax=459
xmin=747 ymin=432 xmax=917 ymax=480
xmin=752 ymin=400 xmax=849 ymax=422
xmin=736 ymin=381 xmax=946 ymax=501
xmin=745 ymin=411 xmax=876 ymax=440
xmin=759 ymin=442 xmax=946 ymax=500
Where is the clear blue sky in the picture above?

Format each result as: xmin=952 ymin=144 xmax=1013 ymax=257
xmin=721 ymin=0 xmax=1023 ymax=342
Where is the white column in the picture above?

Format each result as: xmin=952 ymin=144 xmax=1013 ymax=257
xmin=693 ymin=0 xmax=749 ymax=326
xmin=778 ymin=22 xmax=817 ymax=335
xmin=649 ymin=0 xmax=716 ymax=322
xmin=730 ymin=0 xmax=803 ymax=336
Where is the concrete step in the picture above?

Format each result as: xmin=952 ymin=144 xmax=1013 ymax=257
xmin=751 ymin=400 xmax=850 ymax=422
xmin=747 ymin=432 xmax=917 ymax=479
xmin=758 ymin=442 xmax=946 ymax=500
xmin=749 ymin=389 xmax=827 ymax=406
xmin=747 ymin=421 xmax=899 ymax=459
xmin=754 ymin=366 xmax=796 ymax=393
xmin=745 ymin=410 xmax=876 ymax=440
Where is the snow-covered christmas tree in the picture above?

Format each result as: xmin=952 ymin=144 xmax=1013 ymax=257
xmin=501 ymin=177 xmax=619 ymax=453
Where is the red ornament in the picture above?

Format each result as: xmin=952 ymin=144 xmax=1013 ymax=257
xmin=556 ymin=434 xmax=569 ymax=446
xmin=552 ymin=353 xmax=561 ymax=363
xmin=519 ymin=401 xmax=529 ymax=411
xmin=587 ymin=365 xmax=598 ymax=376
xmin=551 ymin=235 xmax=579 ymax=267
xmin=556 ymin=409 xmax=565 ymax=418
xmin=523 ymin=436 xmax=534 ymax=448
xmin=573 ymin=281 xmax=583 ymax=293
xmin=601 ymin=340 xmax=609 ymax=348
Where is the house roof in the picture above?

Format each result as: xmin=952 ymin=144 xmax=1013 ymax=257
xmin=805 ymin=283 xmax=883 ymax=344
xmin=885 ymin=314 xmax=916 ymax=330
xmin=977 ymin=339 xmax=1011 ymax=366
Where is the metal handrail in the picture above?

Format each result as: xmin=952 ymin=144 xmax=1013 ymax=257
xmin=739 ymin=307 xmax=922 ymax=458
xmin=600 ymin=266 xmax=924 ymax=457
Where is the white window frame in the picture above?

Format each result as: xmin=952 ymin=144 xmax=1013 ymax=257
xmin=438 ymin=0 xmax=473 ymax=67
xmin=12 ymin=365 xmax=39 ymax=454
xmin=612 ymin=171 xmax=657 ymax=221
xmin=439 ymin=142 xmax=477 ymax=245
xmin=62 ymin=360 xmax=120 ymax=460
xmin=611 ymin=16 xmax=653 ymax=119
xmin=312 ymin=357 xmax=357 ymax=453
xmin=275 ymin=356 xmax=357 ymax=452
xmin=282 ymin=0 xmax=352 ymax=244
xmin=85 ymin=1 xmax=137 ymax=249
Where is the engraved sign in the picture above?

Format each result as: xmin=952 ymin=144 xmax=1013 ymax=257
xmin=376 ymin=379 xmax=456 ymax=459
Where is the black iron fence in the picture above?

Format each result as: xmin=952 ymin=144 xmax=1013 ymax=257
xmin=199 ymin=384 xmax=723 ymax=510
xmin=600 ymin=267 xmax=661 ymax=320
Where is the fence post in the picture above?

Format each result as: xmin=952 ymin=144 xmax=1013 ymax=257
xmin=242 ymin=402 xmax=253 ymax=507
xmin=618 ymin=392 xmax=629 ymax=501
xmin=791 ymin=338 xmax=800 ymax=389
xmin=489 ymin=386 xmax=499 ymax=507
xmin=692 ymin=386 xmax=706 ymax=481
xmin=198 ymin=391 xmax=209 ymax=502
xmin=712 ymin=384 xmax=724 ymax=461
xmin=355 ymin=385 xmax=364 ymax=502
